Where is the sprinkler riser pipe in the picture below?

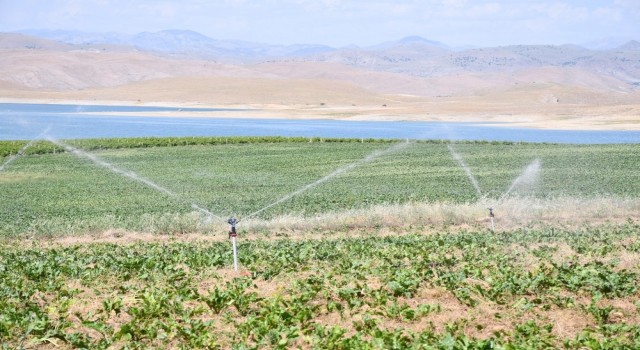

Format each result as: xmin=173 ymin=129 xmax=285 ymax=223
xmin=227 ymin=217 xmax=239 ymax=271
xmin=231 ymin=236 xmax=238 ymax=271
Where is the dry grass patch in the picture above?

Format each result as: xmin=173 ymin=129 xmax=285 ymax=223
xmin=6 ymin=197 xmax=639 ymax=248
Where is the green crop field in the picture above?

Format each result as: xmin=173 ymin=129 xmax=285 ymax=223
xmin=1 ymin=137 xmax=640 ymax=349
xmin=1 ymin=137 xmax=639 ymax=237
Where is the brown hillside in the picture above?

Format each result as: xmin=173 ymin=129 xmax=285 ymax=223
xmin=0 ymin=34 xmax=638 ymax=130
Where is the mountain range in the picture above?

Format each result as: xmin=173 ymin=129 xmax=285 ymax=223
xmin=18 ymin=29 xmax=640 ymax=53
xmin=3 ymin=29 xmax=639 ymax=90
xmin=18 ymin=29 xmax=337 ymax=60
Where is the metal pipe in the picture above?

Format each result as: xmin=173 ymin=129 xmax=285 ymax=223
xmin=231 ymin=236 xmax=238 ymax=271
xmin=227 ymin=217 xmax=239 ymax=271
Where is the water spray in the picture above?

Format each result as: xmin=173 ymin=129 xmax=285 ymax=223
xmin=447 ymin=144 xmax=482 ymax=197
xmin=242 ymin=140 xmax=412 ymax=220
xmin=227 ymin=217 xmax=239 ymax=271
xmin=500 ymin=159 xmax=542 ymax=200
xmin=488 ymin=207 xmax=495 ymax=232
xmin=219 ymin=141 xmax=413 ymax=274
xmin=46 ymin=137 xmax=224 ymax=221
xmin=0 ymin=143 xmax=31 ymax=172
xmin=0 ymin=126 xmax=52 ymax=172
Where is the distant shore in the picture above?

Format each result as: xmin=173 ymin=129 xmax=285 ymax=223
xmin=2 ymin=95 xmax=639 ymax=131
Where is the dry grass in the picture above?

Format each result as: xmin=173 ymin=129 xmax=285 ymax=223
xmin=239 ymin=196 xmax=640 ymax=235
xmin=12 ymin=196 xmax=639 ymax=247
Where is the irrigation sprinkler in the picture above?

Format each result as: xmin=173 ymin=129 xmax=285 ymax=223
xmin=488 ymin=207 xmax=495 ymax=232
xmin=227 ymin=217 xmax=239 ymax=271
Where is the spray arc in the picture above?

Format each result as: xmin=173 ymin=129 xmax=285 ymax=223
xmin=0 ymin=126 xmax=52 ymax=172
xmin=501 ymin=159 xmax=542 ymax=200
xmin=242 ymin=140 xmax=411 ymax=221
xmin=45 ymin=137 xmax=223 ymax=221
xmin=223 ymin=141 xmax=412 ymax=271
xmin=447 ymin=144 xmax=482 ymax=197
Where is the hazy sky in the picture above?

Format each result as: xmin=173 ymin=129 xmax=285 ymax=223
xmin=0 ymin=0 xmax=638 ymax=47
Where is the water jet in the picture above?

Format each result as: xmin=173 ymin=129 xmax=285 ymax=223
xmin=46 ymin=137 xmax=223 ymax=221
xmin=447 ymin=144 xmax=482 ymax=197
xmin=0 ymin=127 xmax=51 ymax=172
xmin=501 ymin=159 xmax=542 ymax=200
xmin=243 ymin=140 xmax=412 ymax=220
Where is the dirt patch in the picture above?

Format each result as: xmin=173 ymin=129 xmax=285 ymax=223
xmin=613 ymin=251 xmax=640 ymax=271
xmin=598 ymin=297 xmax=640 ymax=325
xmin=549 ymin=243 xmax=578 ymax=265
xmin=539 ymin=307 xmax=593 ymax=339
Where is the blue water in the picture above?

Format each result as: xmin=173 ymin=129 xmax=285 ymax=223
xmin=2 ymin=103 xmax=639 ymax=144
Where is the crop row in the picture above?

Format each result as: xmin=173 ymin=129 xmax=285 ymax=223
xmin=0 ymin=137 xmax=524 ymax=158
xmin=1 ymin=223 xmax=639 ymax=348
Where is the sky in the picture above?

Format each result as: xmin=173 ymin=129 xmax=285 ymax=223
xmin=0 ymin=0 xmax=638 ymax=47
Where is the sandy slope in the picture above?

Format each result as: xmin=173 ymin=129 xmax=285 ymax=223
xmin=1 ymin=47 xmax=639 ymax=130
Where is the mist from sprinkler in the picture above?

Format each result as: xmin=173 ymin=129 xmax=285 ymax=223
xmin=241 ymin=140 xmax=412 ymax=221
xmin=486 ymin=159 xmax=542 ymax=231
xmin=445 ymin=142 xmax=499 ymax=230
xmin=447 ymin=144 xmax=482 ymax=197
xmin=0 ymin=142 xmax=34 ymax=172
xmin=437 ymin=123 xmax=483 ymax=197
xmin=46 ymin=137 xmax=223 ymax=221
xmin=0 ymin=126 xmax=52 ymax=172
xmin=500 ymin=159 xmax=542 ymax=200
xmin=443 ymin=140 xmax=543 ymax=231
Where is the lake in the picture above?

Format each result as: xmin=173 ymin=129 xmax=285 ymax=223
xmin=1 ymin=103 xmax=639 ymax=144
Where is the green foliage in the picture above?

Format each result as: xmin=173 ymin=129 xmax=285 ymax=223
xmin=0 ymin=136 xmax=410 ymax=157
xmin=1 ymin=138 xmax=640 ymax=236
xmin=2 ymin=136 xmax=640 ymax=347
xmin=1 ymin=224 xmax=639 ymax=348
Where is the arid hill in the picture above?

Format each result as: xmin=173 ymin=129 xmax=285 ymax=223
xmin=1 ymin=31 xmax=639 ymax=130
